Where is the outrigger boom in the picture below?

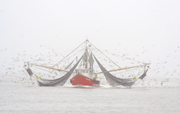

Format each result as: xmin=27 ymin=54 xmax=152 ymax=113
xmin=27 ymin=62 xmax=147 ymax=75
xmin=94 ymin=64 xmax=147 ymax=74
xmin=27 ymin=62 xmax=70 ymax=73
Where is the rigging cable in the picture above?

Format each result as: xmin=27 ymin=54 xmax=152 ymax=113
xmin=88 ymin=40 xmax=121 ymax=68
xmin=53 ymin=40 xmax=86 ymax=67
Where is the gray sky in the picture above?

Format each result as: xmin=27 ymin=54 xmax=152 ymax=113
xmin=0 ymin=0 xmax=180 ymax=77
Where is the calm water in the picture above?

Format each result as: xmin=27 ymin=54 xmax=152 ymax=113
xmin=1 ymin=82 xmax=180 ymax=113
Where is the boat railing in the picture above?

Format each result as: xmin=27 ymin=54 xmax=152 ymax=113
xmin=75 ymin=69 xmax=92 ymax=74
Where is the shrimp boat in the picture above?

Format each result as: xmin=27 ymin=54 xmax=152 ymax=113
xmin=24 ymin=39 xmax=149 ymax=87
xmin=70 ymin=48 xmax=100 ymax=86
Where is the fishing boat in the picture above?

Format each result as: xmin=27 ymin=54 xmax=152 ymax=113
xmin=70 ymin=47 xmax=100 ymax=86
xmin=24 ymin=39 xmax=150 ymax=87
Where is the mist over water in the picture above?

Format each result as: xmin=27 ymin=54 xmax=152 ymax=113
xmin=1 ymin=1 xmax=180 ymax=112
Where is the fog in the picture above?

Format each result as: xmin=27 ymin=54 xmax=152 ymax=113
xmin=0 ymin=0 xmax=180 ymax=78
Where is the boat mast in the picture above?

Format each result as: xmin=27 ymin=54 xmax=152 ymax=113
xmin=85 ymin=39 xmax=89 ymax=69
xmin=86 ymin=48 xmax=89 ymax=69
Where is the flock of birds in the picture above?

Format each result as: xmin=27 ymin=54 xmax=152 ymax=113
xmin=0 ymin=44 xmax=180 ymax=87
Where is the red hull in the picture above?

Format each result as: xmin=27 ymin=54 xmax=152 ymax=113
xmin=70 ymin=74 xmax=100 ymax=86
